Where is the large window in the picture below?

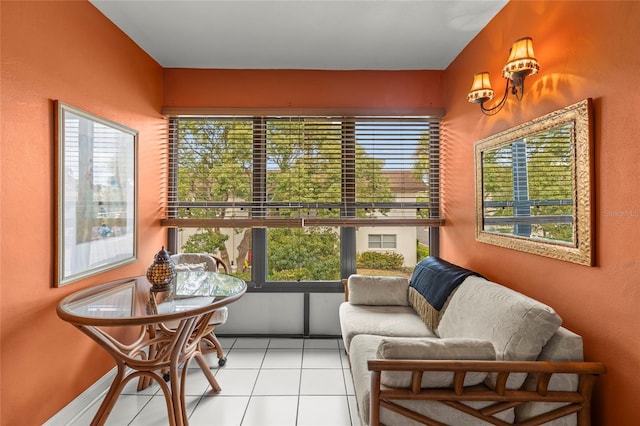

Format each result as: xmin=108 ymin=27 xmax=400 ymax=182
xmin=163 ymin=116 xmax=442 ymax=289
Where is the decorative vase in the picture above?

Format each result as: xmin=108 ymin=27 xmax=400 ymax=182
xmin=146 ymin=246 xmax=176 ymax=291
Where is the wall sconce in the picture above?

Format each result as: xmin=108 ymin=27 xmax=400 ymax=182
xmin=467 ymin=37 xmax=540 ymax=116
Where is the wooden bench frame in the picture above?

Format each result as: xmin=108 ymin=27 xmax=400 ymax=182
xmin=368 ymin=359 xmax=606 ymax=426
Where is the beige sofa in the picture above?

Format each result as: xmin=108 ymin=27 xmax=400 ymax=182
xmin=339 ymin=258 xmax=605 ymax=426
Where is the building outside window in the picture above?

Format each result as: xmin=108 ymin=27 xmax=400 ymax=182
xmin=368 ymin=234 xmax=397 ymax=249
xmin=163 ymin=116 xmax=442 ymax=289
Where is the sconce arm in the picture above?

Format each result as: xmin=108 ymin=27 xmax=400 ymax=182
xmin=480 ymin=79 xmax=511 ymax=116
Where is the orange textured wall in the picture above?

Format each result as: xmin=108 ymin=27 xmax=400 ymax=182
xmin=3 ymin=0 xmax=636 ymax=424
xmin=163 ymin=68 xmax=445 ymax=113
xmin=1 ymin=2 xmax=165 ymax=424
xmin=442 ymin=1 xmax=640 ymax=424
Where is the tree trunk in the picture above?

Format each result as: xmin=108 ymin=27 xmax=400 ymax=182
xmin=213 ymin=227 xmax=232 ymax=268
xmin=236 ymin=230 xmax=252 ymax=273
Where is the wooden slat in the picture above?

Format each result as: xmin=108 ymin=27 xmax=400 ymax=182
xmin=495 ymin=372 xmax=509 ymax=395
xmin=536 ymin=372 xmax=552 ymax=396
xmin=411 ymin=371 xmax=423 ymax=394
xmin=367 ymin=360 xmax=606 ymax=375
xmin=364 ymin=359 xmax=606 ymax=426
xmin=442 ymin=400 xmax=512 ymax=426
xmin=341 ymin=278 xmax=349 ymax=302
xmin=480 ymin=401 xmax=523 ymax=416
xmin=378 ymin=388 xmax=586 ymax=403
xmin=161 ymin=217 xmax=446 ymax=228
xmin=379 ymin=400 xmax=447 ymax=426
xmin=453 ymin=371 xmax=466 ymax=395
xmin=161 ymin=218 xmax=303 ymax=228
xmin=518 ymin=404 xmax=582 ymax=426
xmin=370 ymin=370 xmax=382 ymax=426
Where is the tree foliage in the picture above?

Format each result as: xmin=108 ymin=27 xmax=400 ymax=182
xmin=268 ymin=227 xmax=340 ymax=280
xmin=414 ymin=132 xmax=433 ymax=219
xmin=175 ymin=118 xmax=432 ymax=280
xmin=181 ymin=230 xmax=228 ymax=255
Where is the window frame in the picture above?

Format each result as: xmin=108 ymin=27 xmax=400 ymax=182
xmin=165 ymin=114 xmax=442 ymax=292
xmin=368 ymin=234 xmax=398 ymax=249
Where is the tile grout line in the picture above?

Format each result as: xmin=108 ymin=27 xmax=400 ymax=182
xmin=295 ymin=339 xmax=305 ymax=425
xmin=77 ymin=337 xmax=354 ymax=426
xmin=238 ymin=337 xmax=268 ymax=426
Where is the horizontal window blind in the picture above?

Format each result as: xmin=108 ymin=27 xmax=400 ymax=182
xmin=163 ymin=115 xmax=442 ymax=228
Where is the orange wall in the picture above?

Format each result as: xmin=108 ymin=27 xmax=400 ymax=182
xmin=442 ymin=1 xmax=640 ymax=424
xmin=1 ymin=2 xmax=166 ymax=424
xmin=2 ymin=0 xmax=637 ymax=424
xmin=163 ymin=68 xmax=445 ymax=114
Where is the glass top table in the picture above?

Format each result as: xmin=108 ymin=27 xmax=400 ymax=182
xmin=58 ymin=271 xmax=246 ymax=324
xmin=57 ymin=272 xmax=246 ymax=426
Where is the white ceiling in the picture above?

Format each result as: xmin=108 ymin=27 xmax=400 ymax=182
xmin=89 ymin=0 xmax=507 ymax=70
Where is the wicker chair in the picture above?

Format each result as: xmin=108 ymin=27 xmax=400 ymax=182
xmin=170 ymin=253 xmax=230 ymax=367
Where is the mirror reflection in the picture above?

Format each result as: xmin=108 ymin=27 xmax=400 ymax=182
xmin=481 ymin=121 xmax=574 ymax=244
xmin=475 ymin=99 xmax=594 ymax=265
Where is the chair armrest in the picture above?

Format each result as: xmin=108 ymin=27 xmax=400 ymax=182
xmin=367 ymin=359 xmax=606 ymax=426
xmin=342 ymin=278 xmax=349 ymax=302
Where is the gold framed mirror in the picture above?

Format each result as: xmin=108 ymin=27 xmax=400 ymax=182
xmin=475 ymin=99 xmax=594 ymax=266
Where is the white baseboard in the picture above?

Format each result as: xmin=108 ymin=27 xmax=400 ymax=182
xmin=43 ymin=367 xmax=116 ymax=426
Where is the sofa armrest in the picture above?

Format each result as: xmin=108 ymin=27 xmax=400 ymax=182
xmin=367 ymin=359 xmax=606 ymax=426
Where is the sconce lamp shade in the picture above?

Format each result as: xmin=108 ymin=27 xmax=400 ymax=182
xmin=468 ymin=36 xmax=540 ymax=115
xmin=502 ymin=37 xmax=540 ymax=79
xmin=467 ymin=72 xmax=495 ymax=104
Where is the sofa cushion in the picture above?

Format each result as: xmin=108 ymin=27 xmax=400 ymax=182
xmin=437 ymin=275 xmax=562 ymax=389
xmin=348 ymin=275 xmax=409 ymax=306
xmin=339 ymin=302 xmax=435 ymax=353
xmin=376 ymin=337 xmax=496 ymax=388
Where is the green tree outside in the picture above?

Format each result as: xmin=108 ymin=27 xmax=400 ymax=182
xmin=175 ymin=118 xmax=432 ymax=280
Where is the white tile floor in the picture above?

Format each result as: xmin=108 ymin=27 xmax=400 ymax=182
xmin=67 ymin=338 xmax=360 ymax=426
